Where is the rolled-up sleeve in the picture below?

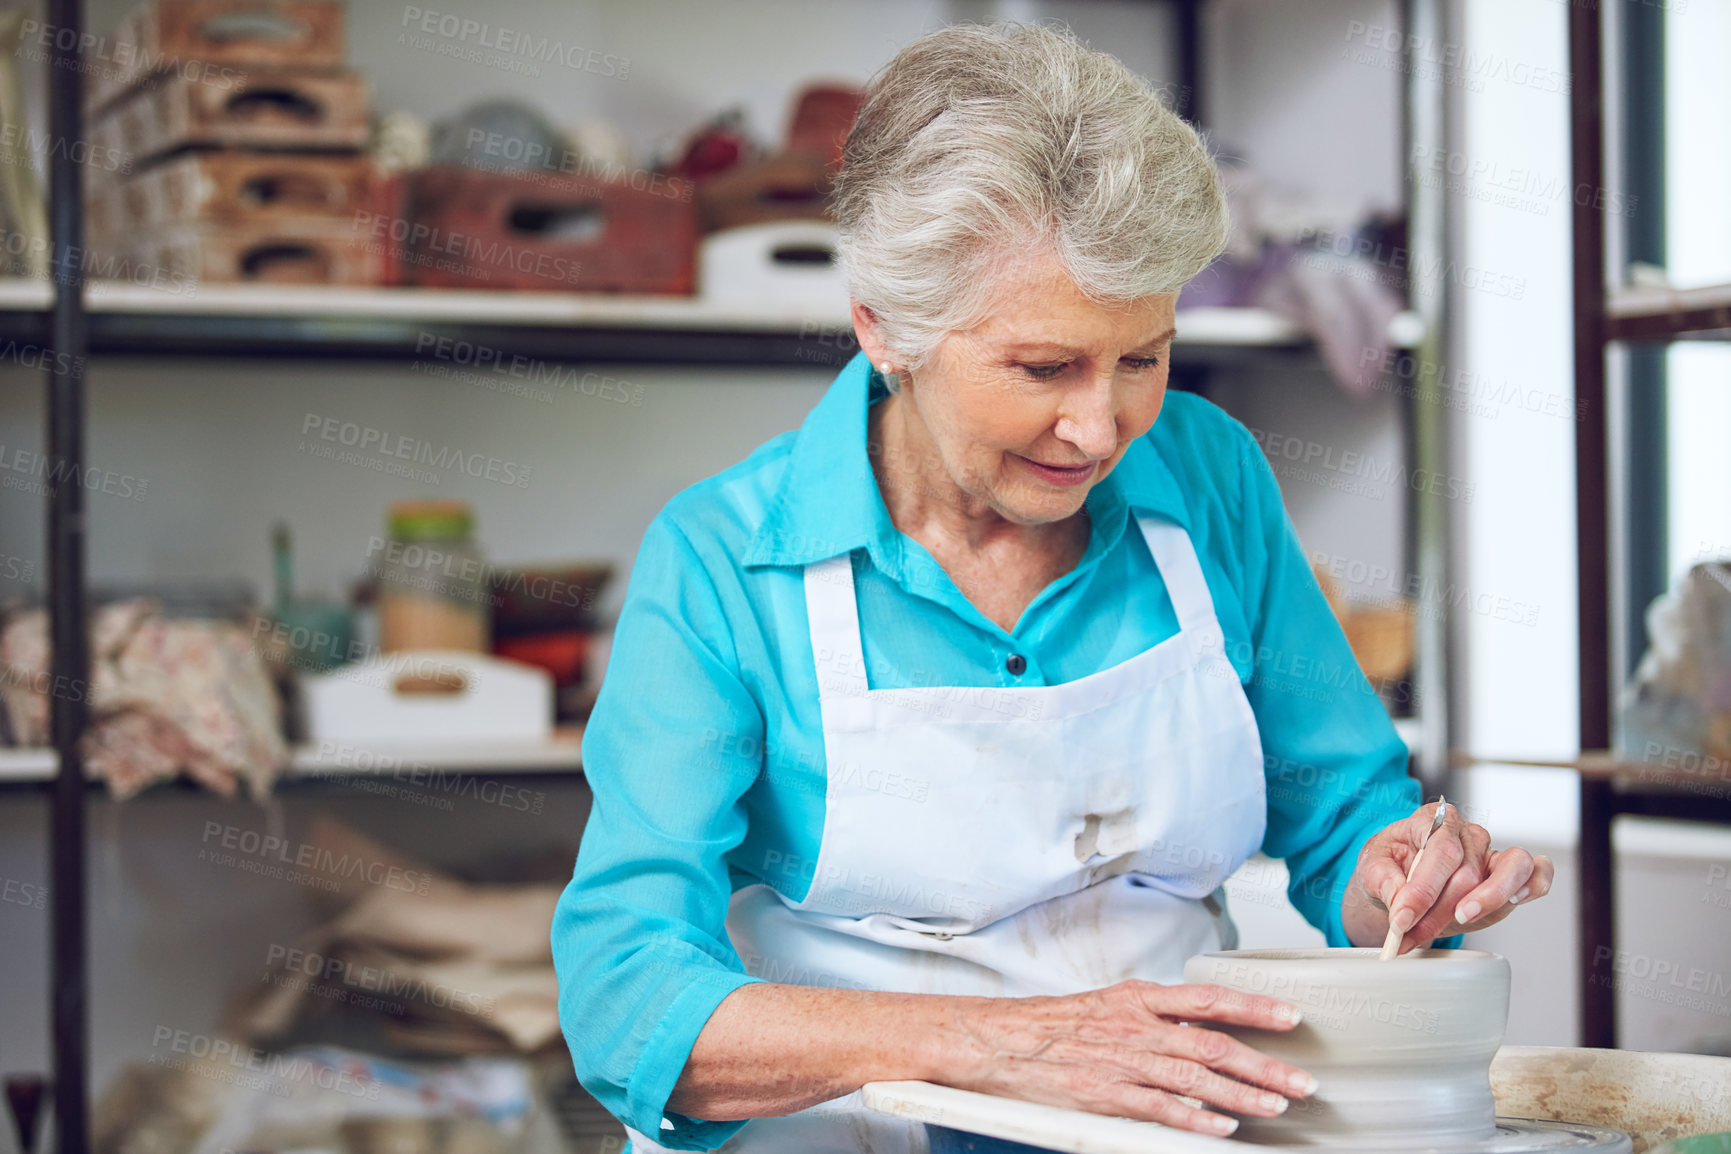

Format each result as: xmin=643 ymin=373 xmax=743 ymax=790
xmin=552 ymin=510 xmax=765 ymax=1150
xmin=1226 ymin=428 xmax=1445 ymax=948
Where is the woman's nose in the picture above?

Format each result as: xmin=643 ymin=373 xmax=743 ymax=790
xmin=1056 ymin=381 xmax=1119 ymax=457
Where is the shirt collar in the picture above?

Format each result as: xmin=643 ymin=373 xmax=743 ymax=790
xmin=744 ymin=351 xmax=1192 ymax=571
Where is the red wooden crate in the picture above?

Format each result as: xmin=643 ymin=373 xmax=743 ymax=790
xmin=786 ymin=85 xmax=862 ymax=164
xmin=697 ymin=151 xmax=834 ymax=234
xmin=391 ymin=166 xmax=696 ymax=295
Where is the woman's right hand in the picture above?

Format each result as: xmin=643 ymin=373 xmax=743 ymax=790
xmin=935 ymin=981 xmax=1316 ymax=1137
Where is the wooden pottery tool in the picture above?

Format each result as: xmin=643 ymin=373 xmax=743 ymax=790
xmin=1380 ymin=796 xmax=1449 ymax=960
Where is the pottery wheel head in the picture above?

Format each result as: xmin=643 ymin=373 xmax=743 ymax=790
xmin=1232 ymin=1118 xmax=1633 ymax=1154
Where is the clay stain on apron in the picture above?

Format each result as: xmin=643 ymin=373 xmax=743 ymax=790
xmin=1072 ymin=808 xmax=1139 ymax=862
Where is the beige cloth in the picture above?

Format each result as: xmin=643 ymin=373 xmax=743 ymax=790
xmin=0 ymin=599 xmax=286 ymax=798
xmin=235 ymin=817 xmax=562 ymax=1055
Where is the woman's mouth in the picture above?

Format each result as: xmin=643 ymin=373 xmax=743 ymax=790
xmin=1018 ymin=456 xmax=1097 ymax=487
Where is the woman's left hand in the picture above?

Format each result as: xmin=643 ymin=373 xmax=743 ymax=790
xmin=1342 ymin=801 xmax=1555 ymax=954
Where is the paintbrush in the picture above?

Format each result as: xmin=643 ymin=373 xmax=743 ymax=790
xmin=1379 ymin=797 xmax=1448 ymax=961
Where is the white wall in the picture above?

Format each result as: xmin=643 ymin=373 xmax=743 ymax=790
xmin=1666 ymin=345 xmax=1731 ymax=581
xmin=1206 ymin=361 xmax=1408 ymax=610
xmin=1446 ymin=0 xmax=1593 ymax=1050
xmin=1449 ymin=0 xmax=1580 ymax=833
xmin=1204 ymin=0 xmax=1403 ymax=220
xmin=1664 ymin=0 xmax=1731 ymax=293
xmin=1201 ymin=0 xmax=1410 ymax=627
xmin=1663 ymin=0 xmax=1731 ymax=582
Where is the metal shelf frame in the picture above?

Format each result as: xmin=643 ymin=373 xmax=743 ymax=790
xmin=0 ymin=297 xmax=1419 ymax=366
xmin=42 ymin=3 xmax=91 ymax=1153
xmin=8 ymin=308 xmax=844 ymax=366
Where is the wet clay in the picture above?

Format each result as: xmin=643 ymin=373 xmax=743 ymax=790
xmin=1184 ymin=948 xmax=1511 ymax=1148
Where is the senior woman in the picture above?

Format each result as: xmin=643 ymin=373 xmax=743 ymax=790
xmin=553 ymin=22 xmax=1552 ymax=1154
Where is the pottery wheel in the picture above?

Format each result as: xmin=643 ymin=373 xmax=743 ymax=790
xmin=1245 ymin=1117 xmax=1632 ymax=1154
xmin=865 ymin=1083 xmax=1636 ymax=1154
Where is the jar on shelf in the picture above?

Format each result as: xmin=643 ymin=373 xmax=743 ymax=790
xmin=376 ymin=500 xmax=490 ymax=653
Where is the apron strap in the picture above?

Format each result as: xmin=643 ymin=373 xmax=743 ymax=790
xmin=1135 ymin=515 xmax=1221 ymax=633
xmin=803 ymin=518 xmax=1220 ymax=701
xmin=804 ymin=551 xmax=869 ymax=698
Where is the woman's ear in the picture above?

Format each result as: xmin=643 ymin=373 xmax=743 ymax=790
xmin=848 ymin=299 xmax=898 ymax=373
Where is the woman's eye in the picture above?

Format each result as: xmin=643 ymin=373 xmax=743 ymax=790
xmin=1019 ymin=356 xmax=1158 ymax=379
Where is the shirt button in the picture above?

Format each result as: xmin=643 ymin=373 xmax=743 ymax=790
xmin=1006 ymin=654 xmax=1027 ymax=675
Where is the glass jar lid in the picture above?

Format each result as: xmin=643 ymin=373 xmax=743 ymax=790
xmin=388 ymin=499 xmax=473 ymax=541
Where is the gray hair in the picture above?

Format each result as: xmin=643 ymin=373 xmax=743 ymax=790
xmin=834 ymin=21 xmax=1228 ymax=373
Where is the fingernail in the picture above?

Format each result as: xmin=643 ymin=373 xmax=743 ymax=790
xmin=1213 ymin=1115 xmax=1239 ymax=1135
xmin=1392 ymin=908 xmax=1415 ymax=934
xmin=1277 ymin=1004 xmax=1303 ymax=1026
xmin=1381 ymin=880 xmax=1398 ymax=906
xmin=1456 ymin=901 xmax=1481 ymax=923
xmin=1288 ymin=1072 xmax=1319 ymax=1096
xmin=1510 ymin=887 xmax=1530 ymax=904
xmin=1260 ymin=1093 xmax=1288 ymax=1113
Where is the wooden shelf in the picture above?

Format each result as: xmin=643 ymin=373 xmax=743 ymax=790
xmin=1606 ymin=281 xmax=1731 ymax=342
xmin=0 ymin=747 xmax=57 ymax=782
xmin=0 ymin=278 xmax=1422 ymax=365
xmin=1451 ymin=750 xmax=1731 ymax=818
xmin=0 ymin=733 xmax=583 ymax=786
xmin=289 ymin=733 xmax=583 ymax=776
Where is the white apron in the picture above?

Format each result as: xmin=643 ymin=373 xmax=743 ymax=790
xmin=628 ymin=516 xmax=1267 ymax=1154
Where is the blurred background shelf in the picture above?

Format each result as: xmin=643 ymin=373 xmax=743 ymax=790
xmin=0 ymin=734 xmax=584 ymax=785
xmin=5 ymin=722 xmax=1424 ymax=786
xmin=1606 ymin=281 xmax=1731 ymax=341
xmin=0 ymin=277 xmax=1421 ymax=364
xmin=0 ymin=748 xmax=57 ymax=783
xmin=288 ymin=732 xmax=584 ymax=776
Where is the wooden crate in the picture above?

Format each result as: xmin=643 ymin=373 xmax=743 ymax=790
xmin=90 ymin=152 xmax=376 ymax=242
xmin=785 ymin=85 xmax=862 ymax=164
xmin=86 ymin=183 xmax=127 ymax=247
xmin=1342 ymin=604 xmax=1414 ymax=682
xmin=91 ymin=68 xmax=368 ymax=169
xmin=88 ymin=0 xmax=345 ymax=114
xmin=697 ymin=151 xmax=834 ymax=234
xmin=393 ymin=167 xmax=696 ymax=295
xmin=122 ymin=218 xmax=385 ymax=285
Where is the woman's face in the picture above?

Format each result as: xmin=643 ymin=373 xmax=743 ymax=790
xmin=865 ymin=248 xmax=1177 ymax=527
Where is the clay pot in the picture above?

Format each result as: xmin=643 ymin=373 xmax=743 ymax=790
xmin=1183 ymin=947 xmax=1511 ymax=1148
